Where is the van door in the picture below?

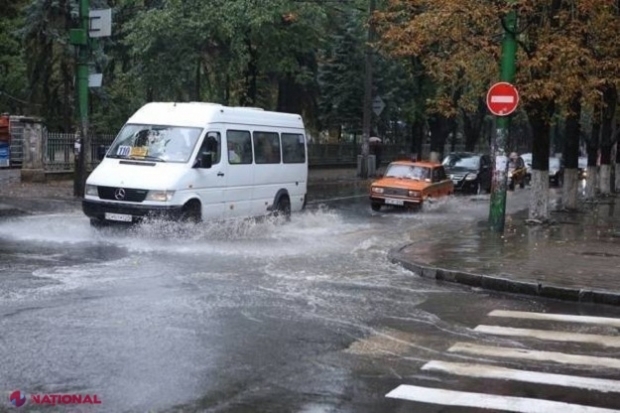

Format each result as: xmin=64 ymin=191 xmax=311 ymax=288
xmin=190 ymin=131 xmax=228 ymax=219
xmin=224 ymin=129 xmax=254 ymax=218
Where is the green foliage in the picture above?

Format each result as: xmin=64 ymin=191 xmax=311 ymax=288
xmin=0 ymin=0 xmax=28 ymax=114
xmin=318 ymin=11 xmax=365 ymax=135
xmin=1 ymin=0 xmax=435 ymax=141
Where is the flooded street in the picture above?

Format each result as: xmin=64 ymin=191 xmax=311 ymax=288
xmin=2 ymin=188 xmax=620 ymax=412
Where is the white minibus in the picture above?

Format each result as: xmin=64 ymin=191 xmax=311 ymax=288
xmin=82 ymin=102 xmax=308 ymax=226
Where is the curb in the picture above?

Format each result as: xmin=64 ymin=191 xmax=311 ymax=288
xmin=388 ymin=244 xmax=620 ymax=307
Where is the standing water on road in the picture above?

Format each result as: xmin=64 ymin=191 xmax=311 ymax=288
xmin=0 ymin=192 xmax=532 ymax=413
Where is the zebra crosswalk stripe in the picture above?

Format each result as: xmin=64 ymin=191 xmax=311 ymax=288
xmin=386 ymin=384 xmax=620 ymax=413
xmin=385 ymin=310 xmax=620 ymax=410
xmin=422 ymin=360 xmax=620 ymax=393
xmin=488 ymin=310 xmax=620 ymax=328
xmin=474 ymin=325 xmax=620 ymax=348
xmin=448 ymin=342 xmax=620 ymax=369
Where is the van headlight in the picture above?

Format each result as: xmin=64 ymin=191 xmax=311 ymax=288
xmin=146 ymin=190 xmax=175 ymax=202
xmin=465 ymin=174 xmax=477 ymax=181
xmin=85 ymin=184 xmax=98 ymax=196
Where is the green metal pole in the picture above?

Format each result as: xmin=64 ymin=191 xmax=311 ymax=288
xmin=488 ymin=7 xmax=517 ymax=233
xmin=74 ymin=0 xmax=90 ymax=197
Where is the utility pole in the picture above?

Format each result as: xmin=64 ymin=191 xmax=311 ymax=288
xmin=360 ymin=0 xmax=376 ymax=179
xmin=70 ymin=0 xmax=90 ymax=197
xmin=488 ymin=5 xmax=517 ymax=233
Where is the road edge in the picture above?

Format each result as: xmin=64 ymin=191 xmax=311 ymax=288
xmin=388 ymin=243 xmax=620 ymax=307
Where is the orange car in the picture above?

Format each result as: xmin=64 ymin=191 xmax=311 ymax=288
xmin=369 ymin=160 xmax=454 ymax=211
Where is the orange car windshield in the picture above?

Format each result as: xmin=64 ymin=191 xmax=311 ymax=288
xmin=385 ymin=164 xmax=430 ymax=180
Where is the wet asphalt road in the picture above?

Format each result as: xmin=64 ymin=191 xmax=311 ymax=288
xmin=1 ymin=187 xmax=620 ymax=412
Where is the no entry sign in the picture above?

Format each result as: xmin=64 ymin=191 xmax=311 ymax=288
xmin=486 ymin=82 xmax=519 ymax=116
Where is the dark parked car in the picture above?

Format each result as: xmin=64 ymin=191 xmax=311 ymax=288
xmin=442 ymin=152 xmax=492 ymax=194
xmin=549 ymin=157 xmax=564 ymax=187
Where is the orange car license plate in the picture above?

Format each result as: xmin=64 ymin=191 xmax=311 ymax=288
xmin=385 ymin=198 xmax=404 ymax=206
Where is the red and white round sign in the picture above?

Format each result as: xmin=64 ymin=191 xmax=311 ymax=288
xmin=486 ymin=82 xmax=519 ymax=116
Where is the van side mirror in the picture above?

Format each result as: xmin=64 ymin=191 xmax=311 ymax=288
xmin=97 ymin=145 xmax=108 ymax=161
xmin=196 ymin=152 xmax=212 ymax=169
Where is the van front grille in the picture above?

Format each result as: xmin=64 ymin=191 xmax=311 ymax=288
xmin=97 ymin=187 xmax=148 ymax=202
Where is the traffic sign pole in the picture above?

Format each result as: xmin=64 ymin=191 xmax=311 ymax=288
xmin=488 ymin=4 xmax=518 ymax=234
xmin=71 ymin=0 xmax=90 ymax=197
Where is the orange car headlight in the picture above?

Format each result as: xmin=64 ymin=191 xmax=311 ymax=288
xmin=371 ymin=186 xmax=384 ymax=194
xmin=408 ymin=190 xmax=420 ymax=197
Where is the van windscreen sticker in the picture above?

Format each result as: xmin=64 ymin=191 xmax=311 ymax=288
xmin=130 ymin=146 xmax=148 ymax=157
xmin=117 ymin=145 xmax=131 ymax=156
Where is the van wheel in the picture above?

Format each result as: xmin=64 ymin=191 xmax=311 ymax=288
xmin=181 ymin=200 xmax=201 ymax=223
xmin=274 ymin=196 xmax=291 ymax=220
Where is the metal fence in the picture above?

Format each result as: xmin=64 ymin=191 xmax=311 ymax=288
xmin=8 ymin=117 xmax=25 ymax=167
xmin=38 ymin=133 xmax=488 ymax=172
xmin=44 ymin=133 xmax=116 ymax=172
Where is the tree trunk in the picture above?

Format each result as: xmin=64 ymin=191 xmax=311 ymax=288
xmin=562 ymin=95 xmax=581 ymax=210
xmin=615 ymin=143 xmax=620 ymax=194
xmin=242 ymin=34 xmax=258 ymax=106
xmin=277 ymin=75 xmax=303 ymax=114
xmin=411 ymin=119 xmax=424 ymax=161
xmin=528 ymin=100 xmax=553 ymax=221
xmin=600 ymin=146 xmax=612 ymax=195
xmin=586 ymin=139 xmax=599 ymax=200
xmin=428 ymin=114 xmax=450 ymax=162
xmin=585 ymin=111 xmax=601 ymax=200
xmin=599 ymin=82 xmax=616 ymax=195
xmin=462 ymin=100 xmax=485 ymax=152
xmin=194 ymin=58 xmax=201 ymax=101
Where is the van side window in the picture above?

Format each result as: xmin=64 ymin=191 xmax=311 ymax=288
xmin=253 ymin=131 xmax=281 ymax=164
xmin=226 ymin=130 xmax=252 ymax=164
xmin=198 ymin=132 xmax=221 ymax=165
xmin=282 ymin=133 xmax=306 ymax=163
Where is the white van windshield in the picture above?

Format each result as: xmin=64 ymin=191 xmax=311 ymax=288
xmin=107 ymin=124 xmax=203 ymax=163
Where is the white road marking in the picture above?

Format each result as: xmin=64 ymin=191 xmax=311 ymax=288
xmin=448 ymin=342 xmax=620 ymax=369
xmin=475 ymin=325 xmax=620 ymax=348
xmin=491 ymin=96 xmax=515 ymax=104
xmin=385 ymin=384 xmax=620 ymax=413
xmin=422 ymin=360 xmax=620 ymax=393
xmin=488 ymin=310 xmax=620 ymax=328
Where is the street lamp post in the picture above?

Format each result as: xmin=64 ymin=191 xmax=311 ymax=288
xmin=70 ymin=0 xmax=91 ymax=197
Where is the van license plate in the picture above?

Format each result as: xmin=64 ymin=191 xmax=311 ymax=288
xmin=105 ymin=213 xmax=133 ymax=222
xmin=385 ymin=198 xmax=404 ymax=206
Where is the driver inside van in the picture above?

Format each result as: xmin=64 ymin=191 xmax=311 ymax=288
xmin=228 ymin=143 xmax=242 ymax=164
xmin=202 ymin=133 xmax=220 ymax=164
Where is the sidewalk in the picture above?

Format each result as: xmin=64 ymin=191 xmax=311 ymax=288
xmin=390 ymin=199 xmax=620 ymax=307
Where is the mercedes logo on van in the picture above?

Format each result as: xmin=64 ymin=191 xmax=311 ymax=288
xmin=114 ymin=188 xmax=126 ymax=200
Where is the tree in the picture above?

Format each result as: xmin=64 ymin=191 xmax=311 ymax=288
xmin=19 ymin=0 xmax=77 ymax=130
xmin=0 ymin=0 xmax=28 ymax=114
xmin=376 ymin=0 xmax=620 ymax=221
xmin=317 ymin=11 xmax=366 ymax=139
